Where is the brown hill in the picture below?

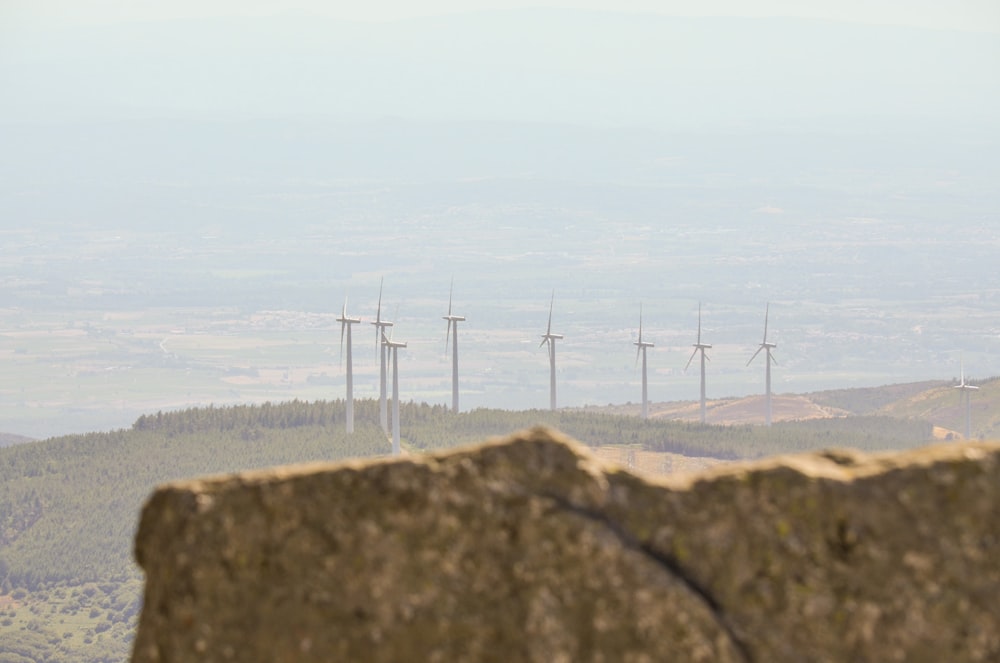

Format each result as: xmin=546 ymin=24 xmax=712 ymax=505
xmin=584 ymin=378 xmax=1000 ymax=435
xmin=584 ymin=394 xmax=848 ymax=425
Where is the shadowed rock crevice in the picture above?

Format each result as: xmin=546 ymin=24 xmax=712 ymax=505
xmin=132 ymin=428 xmax=1000 ymax=663
xmin=539 ymin=490 xmax=753 ymax=663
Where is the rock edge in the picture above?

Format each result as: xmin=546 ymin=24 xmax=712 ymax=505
xmin=132 ymin=427 xmax=1000 ymax=663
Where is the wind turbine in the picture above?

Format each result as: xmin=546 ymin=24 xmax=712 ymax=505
xmin=955 ymin=356 xmax=978 ymax=440
xmin=336 ymin=298 xmax=362 ymax=434
xmin=634 ymin=304 xmax=654 ymax=419
xmin=540 ymin=291 xmax=564 ymax=411
xmin=443 ymin=279 xmax=465 ymax=414
xmin=382 ymin=329 xmax=407 ymax=455
xmin=370 ymin=278 xmax=393 ymax=432
xmin=685 ymin=303 xmax=712 ymax=424
xmin=747 ymin=302 xmax=778 ymax=427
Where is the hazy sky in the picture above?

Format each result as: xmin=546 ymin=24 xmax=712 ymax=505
xmin=5 ymin=0 xmax=1000 ymax=33
xmin=0 ymin=0 xmax=999 ymax=434
xmin=3 ymin=0 xmax=997 ymax=128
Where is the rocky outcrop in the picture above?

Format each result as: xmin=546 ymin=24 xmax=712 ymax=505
xmin=132 ymin=428 xmax=1000 ymax=662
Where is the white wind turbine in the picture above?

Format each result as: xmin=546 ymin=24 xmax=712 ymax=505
xmin=382 ymin=328 xmax=407 ymax=456
xmin=370 ymin=278 xmax=393 ymax=433
xmin=634 ymin=304 xmax=654 ymax=419
xmin=955 ymin=356 xmax=979 ymax=440
xmin=443 ymin=280 xmax=465 ymax=414
xmin=540 ymin=291 xmax=564 ymax=411
xmin=685 ymin=303 xmax=712 ymax=424
xmin=336 ymin=297 xmax=361 ymax=434
xmin=747 ymin=303 xmax=778 ymax=427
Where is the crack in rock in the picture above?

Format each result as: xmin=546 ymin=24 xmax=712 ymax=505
xmin=541 ymin=490 xmax=753 ymax=663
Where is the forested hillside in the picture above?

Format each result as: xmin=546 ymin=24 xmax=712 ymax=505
xmin=0 ymin=397 xmax=936 ymax=661
xmin=0 ymin=400 xmax=389 ymax=661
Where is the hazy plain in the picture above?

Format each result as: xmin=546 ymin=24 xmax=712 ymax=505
xmin=0 ymin=7 xmax=998 ymax=438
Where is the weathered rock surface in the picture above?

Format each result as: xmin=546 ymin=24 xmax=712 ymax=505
xmin=132 ymin=427 xmax=1000 ymax=662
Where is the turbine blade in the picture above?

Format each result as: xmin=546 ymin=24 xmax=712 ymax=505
xmin=637 ymin=303 xmax=644 ymax=344
xmin=747 ymin=345 xmax=764 ymax=367
xmin=389 ymin=304 xmax=400 ymax=342
xmin=635 ymin=344 xmax=641 ymax=367
xmin=697 ymin=302 xmax=703 ymax=345
xmin=540 ymin=336 xmax=549 ymax=349
xmin=448 ymin=277 xmax=454 ymax=317
xmin=763 ymin=302 xmax=770 ymax=343
xmin=339 ymin=321 xmax=345 ymax=366
xmin=684 ymin=348 xmax=698 ymax=371
xmin=374 ymin=277 xmax=384 ymax=355
xmin=445 ymin=319 xmax=451 ymax=353
xmin=546 ymin=291 xmax=554 ymax=336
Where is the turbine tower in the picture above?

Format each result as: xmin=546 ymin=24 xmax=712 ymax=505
xmin=685 ymin=303 xmax=712 ymax=424
xmin=382 ymin=329 xmax=407 ymax=455
xmin=955 ymin=357 xmax=978 ymax=440
xmin=336 ymin=298 xmax=361 ymax=434
xmin=747 ymin=302 xmax=778 ymax=427
xmin=539 ymin=291 xmax=564 ymax=411
xmin=370 ymin=278 xmax=393 ymax=432
xmin=634 ymin=304 xmax=654 ymax=419
xmin=443 ymin=280 xmax=465 ymax=414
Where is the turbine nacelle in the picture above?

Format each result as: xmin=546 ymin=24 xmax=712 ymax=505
xmin=635 ymin=339 xmax=654 ymax=367
xmin=956 ymin=357 xmax=978 ymax=390
xmin=748 ymin=303 xmax=777 ymax=367
xmin=540 ymin=291 xmax=562 ymax=348
xmin=687 ymin=302 xmax=711 ymax=364
xmin=540 ymin=333 xmax=564 ymax=354
xmin=634 ymin=304 xmax=654 ymax=355
xmin=336 ymin=299 xmax=362 ymax=364
xmin=443 ymin=279 xmax=465 ymax=351
xmin=336 ymin=299 xmax=362 ymax=327
xmin=381 ymin=329 xmax=407 ymax=350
